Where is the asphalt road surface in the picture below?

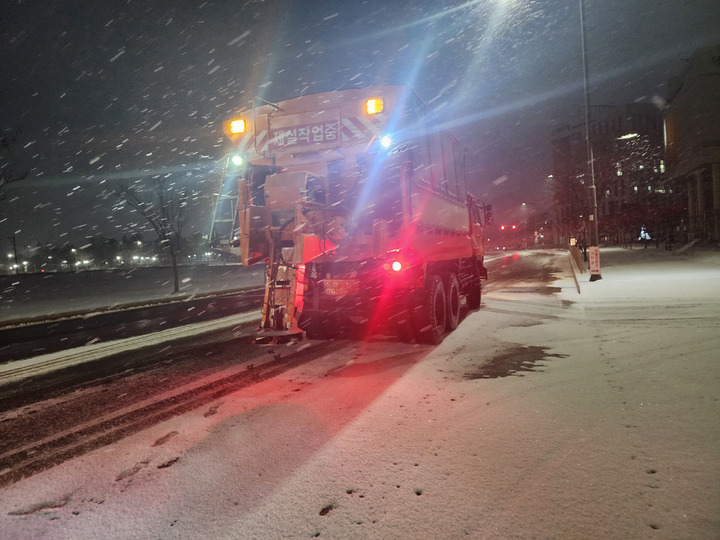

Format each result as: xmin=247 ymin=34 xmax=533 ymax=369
xmin=0 ymin=250 xmax=553 ymax=488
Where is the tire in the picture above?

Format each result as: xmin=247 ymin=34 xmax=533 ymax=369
xmin=395 ymin=315 xmax=416 ymax=343
xmin=466 ymin=276 xmax=482 ymax=310
xmin=417 ymin=274 xmax=446 ymax=345
xmin=299 ymin=312 xmax=327 ymax=339
xmin=446 ymin=272 xmax=460 ymax=331
xmin=392 ymin=293 xmax=417 ymax=342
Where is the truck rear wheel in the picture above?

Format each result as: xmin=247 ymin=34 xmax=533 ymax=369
xmin=299 ymin=312 xmax=328 ymax=339
xmin=446 ymin=272 xmax=460 ymax=331
xmin=466 ymin=276 xmax=482 ymax=310
xmin=417 ymin=274 xmax=446 ymax=345
xmin=395 ymin=315 xmax=415 ymax=343
xmin=393 ymin=294 xmax=417 ymax=343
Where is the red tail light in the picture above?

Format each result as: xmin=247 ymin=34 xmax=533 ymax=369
xmin=383 ymin=253 xmax=408 ymax=273
xmin=382 ymin=250 xmax=424 ymax=288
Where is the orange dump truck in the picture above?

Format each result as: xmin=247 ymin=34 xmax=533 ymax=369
xmin=211 ymin=85 xmax=489 ymax=343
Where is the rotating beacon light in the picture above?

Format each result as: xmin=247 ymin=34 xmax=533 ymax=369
xmin=229 ymin=118 xmax=246 ymax=134
xmin=365 ymin=97 xmax=384 ymax=115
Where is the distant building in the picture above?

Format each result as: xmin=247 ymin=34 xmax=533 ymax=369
xmin=549 ymin=123 xmax=585 ymax=244
xmin=664 ymin=42 xmax=720 ymax=244
xmin=551 ymin=103 xmax=673 ymax=245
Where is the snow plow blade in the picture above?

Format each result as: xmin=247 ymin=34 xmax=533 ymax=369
xmin=254 ymin=328 xmax=306 ymax=345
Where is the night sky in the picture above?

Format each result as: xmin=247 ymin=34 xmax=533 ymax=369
xmin=1 ymin=0 xmax=720 ymax=251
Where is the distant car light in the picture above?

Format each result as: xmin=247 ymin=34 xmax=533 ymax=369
xmin=380 ymin=135 xmax=392 ymax=148
xmin=231 ymin=154 xmax=244 ymax=166
xmin=391 ymin=260 xmax=402 ymax=272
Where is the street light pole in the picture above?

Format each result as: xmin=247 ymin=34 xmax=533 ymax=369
xmin=7 ymin=235 xmax=19 ymax=275
xmin=579 ymin=0 xmax=602 ymax=281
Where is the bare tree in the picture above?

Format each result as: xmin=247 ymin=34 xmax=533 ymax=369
xmin=0 ymin=127 xmax=29 ymax=199
xmin=115 ymin=175 xmax=189 ymax=293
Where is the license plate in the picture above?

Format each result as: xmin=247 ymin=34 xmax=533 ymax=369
xmin=323 ymin=279 xmax=359 ymax=297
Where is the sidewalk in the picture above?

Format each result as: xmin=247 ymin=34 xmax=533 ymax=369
xmin=570 ymin=245 xmax=720 ymax=300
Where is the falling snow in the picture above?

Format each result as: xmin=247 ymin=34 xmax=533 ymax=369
xmin=227 ymin=31 xmax=251 ymax=46
xmin=109 ymin=49 xmax=125 ymax=62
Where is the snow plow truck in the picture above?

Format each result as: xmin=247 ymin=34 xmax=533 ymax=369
xmin=210 ymin=85 xmax=489 ymax=344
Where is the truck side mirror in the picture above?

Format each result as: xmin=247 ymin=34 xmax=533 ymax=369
xmin=483 ymin=204 xmax=493 ymax=225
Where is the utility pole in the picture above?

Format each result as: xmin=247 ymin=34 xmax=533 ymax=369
xmin=579 ymin=0 xmax=602 ymax=281
xmin=9 ymin=235 xmax=19 ymax=275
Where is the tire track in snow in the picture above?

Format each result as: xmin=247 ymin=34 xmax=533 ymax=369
xmin=0 ymin=340 xmax=344 ymax=488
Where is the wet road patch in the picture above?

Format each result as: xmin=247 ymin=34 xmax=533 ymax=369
xmin=464 ymin=346 xmax=567 ymax=379
xmin=502 ymin=286 xmax=562 ymax=295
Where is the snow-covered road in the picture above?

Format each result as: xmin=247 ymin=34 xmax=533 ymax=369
xmin=1 ymin=247 xmax=719 ymax=539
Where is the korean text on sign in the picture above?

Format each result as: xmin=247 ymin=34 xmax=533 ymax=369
xmin=272 ymin=121 xmax=338 ymax=148
xmin=588 ymin=246 xmax=601 ymax=274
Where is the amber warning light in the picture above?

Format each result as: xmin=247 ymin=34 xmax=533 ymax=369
xmin=365 ymin=98 xmax=384 ymax=115
xmin=230 ymin=119 xmax=246 ymax=134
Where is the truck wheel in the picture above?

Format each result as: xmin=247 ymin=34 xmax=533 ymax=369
xmin=417 ymin=274 xmax=446 ymax=345
xmin=395 ymin=316 xmax=416 ymax=343
xmin=392 ymin=293 xmax=417 ymax=342
xmin=299 ymin=313 xmax=325 ymax=339
xmin=446 ymin=272 xmax=460 ymax=331
xmin=466 ymin=276 xmax=482 ymax=310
